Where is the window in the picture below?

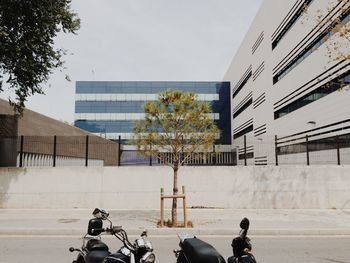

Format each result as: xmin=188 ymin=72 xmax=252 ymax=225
xmin=278 ymin=133 xmax=350 ymax=155
xmin=274 ymin=71 xmax=350 ymax=119
xmin=272 ymin=0 xmax=314 ymax=50
xmin=239 ymin=152 xmax=254 ymax=160
xmin=233 ymin=125 xmax=253 ymax=139
xmin=273 ymin=7 xmax=350 ymax=84
xmin=233 ymin=99 xmax=252 ymax=119
xmin=232 ymin=71 xmax=252 ymax=99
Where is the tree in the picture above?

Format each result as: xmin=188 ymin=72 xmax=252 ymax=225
xmin=0 ymin=0 xmax=80 ymax=115
xmin=132 ymin=90 xmax=219 ymax=227
xmin=302 ymin=0 xmax=350 ymax=63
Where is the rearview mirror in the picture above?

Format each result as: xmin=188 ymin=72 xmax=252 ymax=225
xmin=92 ymin=208 xmax=109 ymax=219
xmin=88 ymin=218 xmax=103 ymax=236
xmin=240 ymin=217 xmax=250 ymax=231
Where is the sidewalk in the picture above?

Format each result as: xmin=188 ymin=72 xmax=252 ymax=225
xmin=0 ymin=208 xmax=350 ymax=236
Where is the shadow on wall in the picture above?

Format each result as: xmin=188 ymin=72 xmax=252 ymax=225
xmin=0 ymin=168 xmax=22 ymax=208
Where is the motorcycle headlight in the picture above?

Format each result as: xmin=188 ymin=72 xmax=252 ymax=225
xmin=136 ymin=238 xmax=146 ymax=248
xmin=141 ymin=252 xmax=155 ymax=263
xmin=145 ymin=240 xmax=153 ymax=250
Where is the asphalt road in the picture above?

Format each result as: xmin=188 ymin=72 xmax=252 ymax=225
xmin=0 ymin=236 xmax=349 ymax=263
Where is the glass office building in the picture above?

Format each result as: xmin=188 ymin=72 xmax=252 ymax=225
xmin=75 ymin=81 xmax=231 ymax=145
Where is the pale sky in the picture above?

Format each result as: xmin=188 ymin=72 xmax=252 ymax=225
xmin=0 ymin=0 xmax=263 ymax=123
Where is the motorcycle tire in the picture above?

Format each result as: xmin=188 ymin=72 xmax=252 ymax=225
xmin=176 ymin=251 xmax=188 ymax=263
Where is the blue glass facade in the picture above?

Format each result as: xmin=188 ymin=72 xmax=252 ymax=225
xmin=74 ymin=81 xmax=231 ymax=144
xmin=75 ymin=120 xmax=133 ymax=133
xmin=76 ymin=81 xmax=220 ymax=94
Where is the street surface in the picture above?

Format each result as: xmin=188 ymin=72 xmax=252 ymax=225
xmin=0 ymin=236 xmax=349 ymax=263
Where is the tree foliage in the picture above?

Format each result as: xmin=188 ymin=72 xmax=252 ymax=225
xmin=302 ymin=0 xmax=350 ymax=62
xmin=132 ymin=90 xmax=219 ymax=226
xmin=0 ymin=0 xmax=80 ymax=115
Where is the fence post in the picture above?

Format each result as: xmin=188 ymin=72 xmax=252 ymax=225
xmin=244 ymin=135 xmax=247 ymax=166
xmin=182 ymin=186 xmax=187 ymax=228
xmin=336 ymin=135 xmax=340 ymax=165
xmin=53 ymin=135 xmax=57 ymax=167
xmin=19 ymin=135 xmax=24 ymax=167
xmin=160 ymin=188 xmax=164 ymax=227
xmin=306 ymin=135 xmax=310 ymax=166
xmin=118 ymin=135 xmax=121 ymax=166
xmin=213 ymin=144 xmax=216 ymax=165
xmin=149 ymin=144 xmax=153 ymax=166
xmin=85 ymin=135 xmax=89 ymax=167
xmin=275 ymin=135 xmax=279 ymax=166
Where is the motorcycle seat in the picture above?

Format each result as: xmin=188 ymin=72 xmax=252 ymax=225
xmin=86 ymin=239 xmax=109 ymax=251
xmin=181 ymin=237 xmax=225 ymax=263
xmin=86 ymin=250 xmax=110 ymax=263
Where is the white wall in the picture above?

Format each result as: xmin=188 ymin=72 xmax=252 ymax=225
xmin=224 ymin=0 xmax=350 ymax=165
xmin=1 ymin=166 xmax=350 ymax=209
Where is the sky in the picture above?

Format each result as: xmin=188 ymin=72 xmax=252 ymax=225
xmin=0 ymin=0 xmax=263 ymax=124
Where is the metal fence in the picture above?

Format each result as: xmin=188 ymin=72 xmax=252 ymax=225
xmin=0 ymin=135 xmax=235 ymax=167
xmin=2 ymin=133 xmax=349 ymax=167
xmin=235 ymin=133 xmax=350 ymax=166
xmin=119 ymin=149 xmax=236 ymax=166
xmin=0 ymin=135 xmax=119 ymax=167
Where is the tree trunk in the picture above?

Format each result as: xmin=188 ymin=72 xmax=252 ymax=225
xmin=172 ymin=165 xmax=178 ymax=227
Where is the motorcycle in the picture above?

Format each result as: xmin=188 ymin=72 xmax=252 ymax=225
xmin=174 ymin=218 xmax=256 ymax=263
xmin=69 ymin=208 xmax=155 ymax=263
xmin=227 ymin=218 xmax=256 ymax=263
xmin=174 ymin=233 xmax=225 ymax=263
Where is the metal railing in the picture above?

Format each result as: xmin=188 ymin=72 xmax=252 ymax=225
xmin=0 ymin=135 xmax=119 ymax=167
xmin=3 ymin=133 xmax=348 ymax=167
xmin=234 ymin=134 xmax=350 ymax=166
xmin=119 ymin=150 xmax=236 ymax=166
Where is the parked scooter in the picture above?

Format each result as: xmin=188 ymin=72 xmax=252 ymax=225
xmin=227 ymin=218 xmax=256 ymax=263
xmin=69 ymin=208 xmax=155 ymax=263
xmin=174 ymin=233 xmax=226 ymax=263
xmin=174 ymin=218 xmax=256 ymax=263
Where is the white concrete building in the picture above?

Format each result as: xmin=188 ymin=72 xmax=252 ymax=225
xmin=224 ymin=0 xmax=350 ymax=165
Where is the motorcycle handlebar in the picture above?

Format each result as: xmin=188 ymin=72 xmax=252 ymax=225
xmin=111 ymin=226 xmax=122 ymax=233
xmin=91 ymin=225 xmax=122 ymax=235
xmin=92 ymin=221 xmax=135 ymax=253
xmin=91 ymin=228 xmax=106 ymax=235
xmin=91 ymin=222 xmax=140 ymax=255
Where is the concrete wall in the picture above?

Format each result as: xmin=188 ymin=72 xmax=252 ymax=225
xmin=1 ymin=166 xmax=350 ymax=210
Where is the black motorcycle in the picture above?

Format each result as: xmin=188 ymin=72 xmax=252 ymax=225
xmin=174 ymin=218 xmax=256 ymax=263
xmin=227 ymin=218 xmax=256 ymax=263
xmin=174 ymin=233 xmax=225 ymax=263
xmin=69 ymin=208 xmax=155 ymax=263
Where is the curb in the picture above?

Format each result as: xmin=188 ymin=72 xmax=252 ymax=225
xmin=1 ymin=228 xmax=350 ymax=236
